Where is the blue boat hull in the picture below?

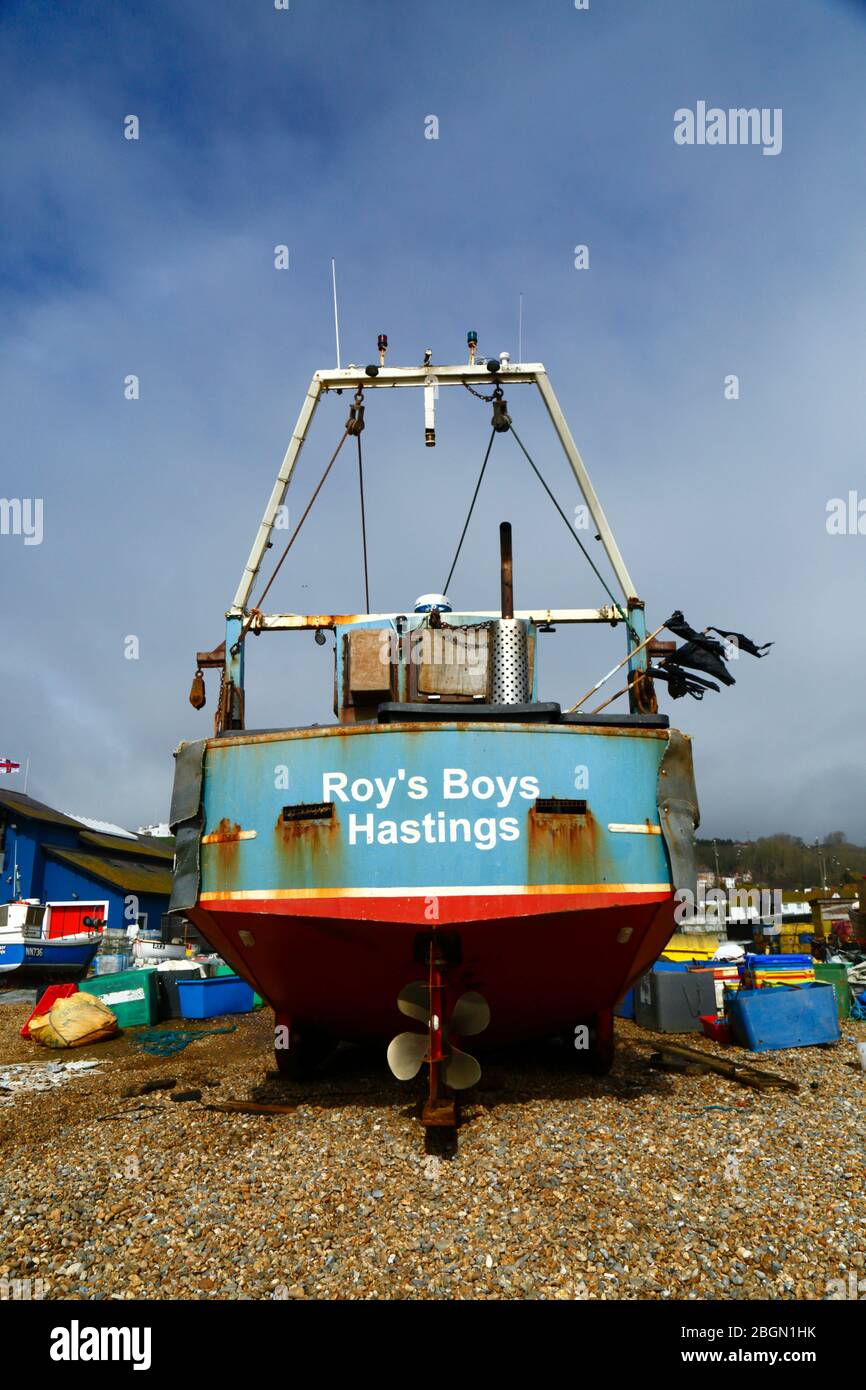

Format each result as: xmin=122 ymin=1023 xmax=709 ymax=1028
xmin=0 ymin=939 xmax=101 ymax=985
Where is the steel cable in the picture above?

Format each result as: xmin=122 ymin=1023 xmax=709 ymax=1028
xmin=232 ymin=426 xmax=352 ymax=651
xmin=442 ymin=428 xmax=497 ymax=595
xmin=357 ymin=431 xmax=370 ymax=613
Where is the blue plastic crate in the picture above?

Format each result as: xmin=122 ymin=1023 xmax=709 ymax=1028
xmin=745 ymin=953 xmax=812 ymax=972
xmin=653 ymin=959 xmax=713 ymax=972
xmin=729 ymin=982 xmax=840 ymax=1052
xmin=614 ymin=988 xmax=635 ymax=1019
xmin=176 ymin=974 xmax=255 ymax=1020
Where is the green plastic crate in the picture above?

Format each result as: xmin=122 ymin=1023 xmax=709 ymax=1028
xmin=814 ymin=962 xmax=850 ymax=1020
xmin=80 ymin=968 xmax=159 ymax=1027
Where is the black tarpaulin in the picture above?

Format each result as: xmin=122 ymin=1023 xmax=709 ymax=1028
xmin=662 ymin=641 xmax=736 ymax=687
xmin=708 ymin=627 xmax=774 ymax=658
xmin=650 ymin=664 xmax=719 ymax=700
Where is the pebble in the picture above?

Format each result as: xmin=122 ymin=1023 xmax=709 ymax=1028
xmin=0 ymin=1060 xmax=102 ymax=1099
xmin=0 ymin=1007 xmax=864 ymax=1300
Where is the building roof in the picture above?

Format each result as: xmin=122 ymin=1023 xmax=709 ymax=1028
xmin=43 ymin=846 xmax=173 ymax=897
xmin=141 ymin=836 xmax=176 ymax=851
xmin=0 ymin=789 xmax=174 ymax=857
xmin=68 ymin=816 xmax=137 ymax=839
xmin=79 ymin=829 xmax=174 ymax=861
xmin=0 ymin=788 xmax=84 ymax=830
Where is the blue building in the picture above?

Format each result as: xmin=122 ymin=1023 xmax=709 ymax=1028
xmin=0 ymin=788 xmax=172 ymax=936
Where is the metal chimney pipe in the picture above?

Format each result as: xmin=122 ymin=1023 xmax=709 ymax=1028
xmin=492 ymin=522 xmax=529 ymax=704
xmin=499 ymin=521 xmax=514 ymax=619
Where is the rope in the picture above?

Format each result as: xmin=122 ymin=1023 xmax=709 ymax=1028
xmin=130 ymin=1025 xmax=237 ymax=1056
xmin=357 ymin=431 xmax=370 ymax=613
xmin=442 ymin=428 xmax=497 ymax=595
xmin=232 ymin=426 xmax=351 ymax=652
xmin=568 ymin=622 xmax=665 ymax=713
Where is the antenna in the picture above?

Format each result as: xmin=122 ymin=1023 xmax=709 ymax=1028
xmin=518 ymin=293 xmax=523 ymax=363
xmin=331 ymin=258 xmax=341 ymax=369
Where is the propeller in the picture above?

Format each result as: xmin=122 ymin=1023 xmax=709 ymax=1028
xmin=450 ymin=990 xmax=490 ymax=1037
xmin=444 ymin=1044 xmax=481 ymax=1090
xmin=397 ymin=981 xmax=433 ymax=1026
xmin=387 ymin=1029 xmax=429 ymax=1081
xmin=388 ymin=983 xmax=490 ymax=1090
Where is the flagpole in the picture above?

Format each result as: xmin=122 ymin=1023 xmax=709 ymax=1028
xmin=23 ymin=758 xmax=29 ymax=794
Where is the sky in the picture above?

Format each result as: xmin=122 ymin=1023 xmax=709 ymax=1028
xmin=1 ymin=0 xmax=865 ymax=843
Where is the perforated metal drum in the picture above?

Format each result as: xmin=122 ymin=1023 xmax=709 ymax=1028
xmin=491 ymin=618 xmax=529 ymax=704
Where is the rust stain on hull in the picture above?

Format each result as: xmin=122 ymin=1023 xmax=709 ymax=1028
xmin=273 ymin=809 xmax=345 ymax=886
xmin=204 ymin=822 xmax=242 ymax=894
xmin=206 ymin=722 xmax=671 ymax=750
xmin=202 ymin=817 xmax=256 ymax=845
xmin=526 ymin=806 xmax=614 ymax=888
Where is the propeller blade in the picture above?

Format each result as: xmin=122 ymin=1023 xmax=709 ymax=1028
xmin=444 ymin=1044 xmax=481 ymax=1091
xmin=450 ymin=990 xmax=490 ymax=1037
xmin=387 ymin=1030 xmax=429 ymax=1081
xmin=397 ymin=981 xmax=430 ymax=1024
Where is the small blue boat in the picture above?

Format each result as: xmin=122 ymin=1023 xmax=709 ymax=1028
xmin=0 ymin=902 xmax=102 ymax=985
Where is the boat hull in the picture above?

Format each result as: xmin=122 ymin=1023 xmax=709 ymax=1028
xmin=0 ymin=938 xmax=101 ymax=985
xmin=171 ymin=719 xmax=699 ymax=1044
xmin=188 ymin=893 xmax=676 ymax=1043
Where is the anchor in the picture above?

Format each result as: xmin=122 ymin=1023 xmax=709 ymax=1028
xmin=387 ymin=942 xmax=490 ymax=1128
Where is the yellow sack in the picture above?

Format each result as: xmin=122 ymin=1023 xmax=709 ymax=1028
xmin=29 ymin=992 xmax=118 ymax=1049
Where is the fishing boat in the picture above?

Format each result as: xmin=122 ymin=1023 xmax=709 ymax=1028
xmin=169 ymin=341 xmax=703 ymax=1125
xmin=0 ymin=901 xmax=103 ymax=985
xmin=131 ymin=937 xmax=187 ymax=964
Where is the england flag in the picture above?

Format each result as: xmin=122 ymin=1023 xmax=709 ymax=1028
xmin=0 ymin=758 xmax=21 ymax=775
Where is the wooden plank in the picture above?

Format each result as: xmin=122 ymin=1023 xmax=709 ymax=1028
xmin=203 ymin=1100 xmax=298 ymax=1115
xmin=646 ymin=1040 xmax=799 ymax=1092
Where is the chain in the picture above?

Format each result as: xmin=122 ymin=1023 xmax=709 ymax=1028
xmin=214 ymin=665 xmax=226 ymax=736
xmin=462 ymin=381 xmax=503 ymax=403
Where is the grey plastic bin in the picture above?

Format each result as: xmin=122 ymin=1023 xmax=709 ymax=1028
xmin=635 ymin=969 xmax=717 ymax=1033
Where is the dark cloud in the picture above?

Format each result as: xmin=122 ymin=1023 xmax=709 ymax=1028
xmin=2 ymin=0 xmax=864 ymax=840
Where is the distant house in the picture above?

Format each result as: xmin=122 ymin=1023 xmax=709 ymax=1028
xmin=0 ymin=789 xmax=173 ymax=936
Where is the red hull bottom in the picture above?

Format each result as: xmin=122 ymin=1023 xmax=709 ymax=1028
xmin=188 ymin=894 xmax=676 ymax=1045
